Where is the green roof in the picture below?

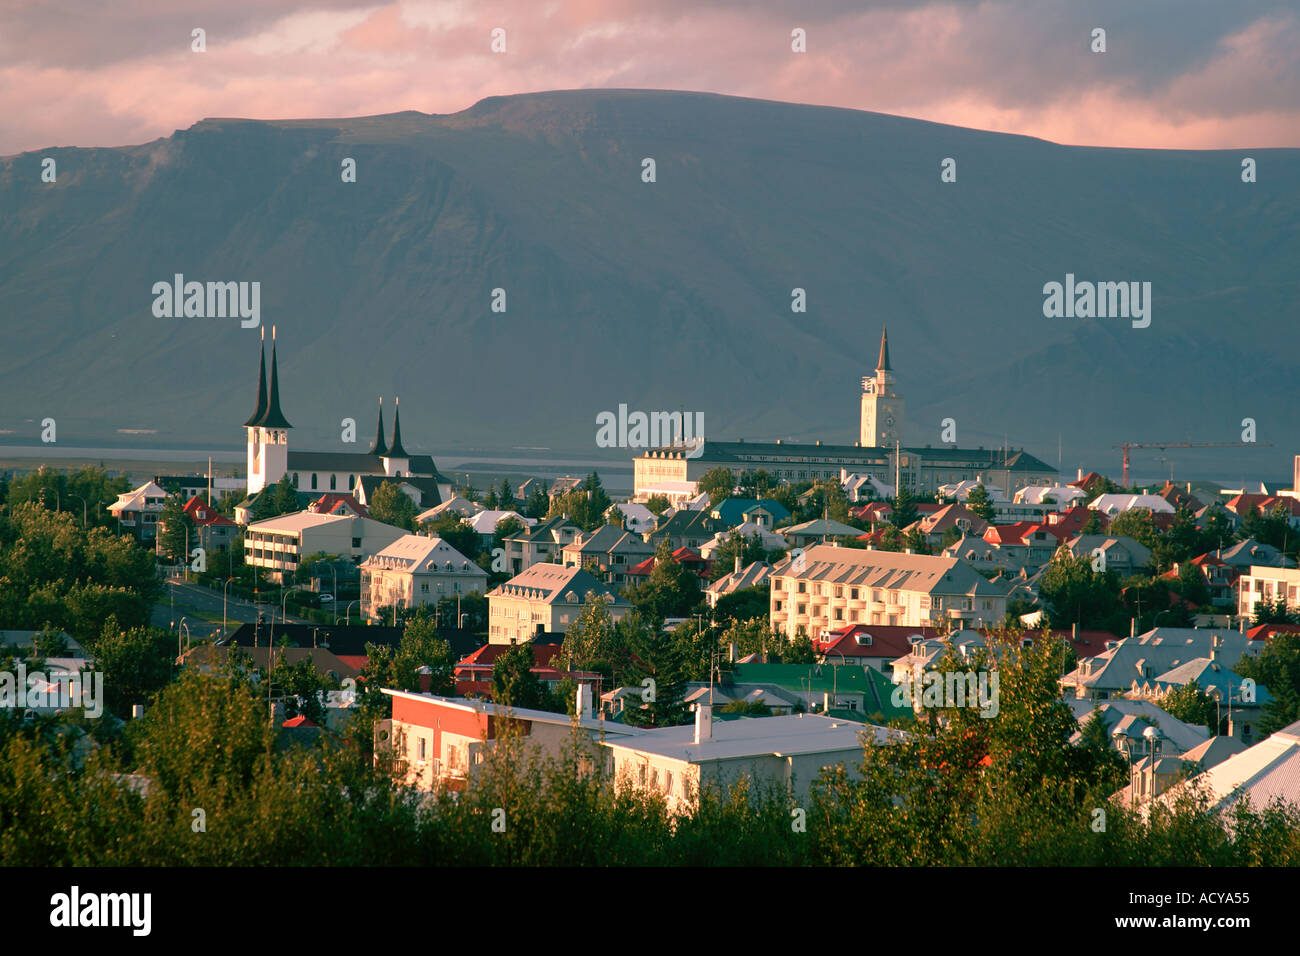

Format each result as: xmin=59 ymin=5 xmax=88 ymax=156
xmin=728 ymin=662 xmax=911 ymax=721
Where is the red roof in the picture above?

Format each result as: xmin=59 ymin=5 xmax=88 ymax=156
xmin=1246 ymin=623 xmax=1300 ymax=641
xmin=984 ymin=522 xmax=1035 ymax=545
xmin=308 ymin=493 xmax=370 ymax=518
xmin=336 ymin=654 xmax=368 ymax=671
xmin=282 ymin=715 xmax=318 ymax=728
xmin=183 ymin=496 xmax=237 ymax=527
xmin=817 ymin=624 xmax=939 ymax=660
xmin=1070 ymin=472 xmax=1107 ymax=492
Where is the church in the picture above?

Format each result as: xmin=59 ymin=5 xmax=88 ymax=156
xmin=242 ymin=328 xmax=452 ymax=508
xmin=633 ymin=327 xmax=1057 ymax=500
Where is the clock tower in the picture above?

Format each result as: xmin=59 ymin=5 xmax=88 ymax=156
xmin=860 ymin=326 xmax=904 ymax=448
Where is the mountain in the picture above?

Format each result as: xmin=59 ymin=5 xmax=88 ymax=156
xmin=1 ymin=89 xmax=1297 ymax=480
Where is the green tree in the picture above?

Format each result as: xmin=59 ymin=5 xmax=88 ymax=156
xmin=492 ymin=642 xmax=545 ymax=710
xmin=890 ymin=487 xmax=919 ymax=529
xmin=156 ymin=493 xmax=195 ymax=565
xmin=559 ymin=594 xmax=615 ymax=672
xmin=965 ymin=484 xmax=996 ymax=522
xmin=1106 ymin=508 xmax=1162 ymax=553
xmin=370 ymin=481 xmax=418 ymax=531
xmin=365 ymin=610 xmax=457 ymax=695
xmin=645 ymin=494 xmax=670 ymax=517
xmin=498 ymin=479 xmax=516 ymax=510
xmin=89 ymin=616 xmax=176 ymax=719
xmin=624 ymin=538 xmax=702 ymax=628
xmin=522 ymin=482 xmax=550 ymax=519
xmin=1236 ymin=634 xmax=1300 ymax=736
xmin=698 ymin=467 xmax=737 ymax=508
xmin=1038 ymin=550 xmax=1122 ymax=630
xmin=423 ymin=513 xmax=481 ymax=563
xmin=1159 ymin=680 xmax=1219 ymax=736
xmin=709 ymin=532 xmax=767 ymax=581
xmin=270 ymin=475 xmax=300 ymax=517
xmin=622 ymin=618 xmax=690 ymax=728
xmin=713 ymin=585 xmax=770 ymax=626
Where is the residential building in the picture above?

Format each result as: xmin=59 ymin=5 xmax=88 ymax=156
xmin=378 ymin=688 xmax=643 ymax=791
xmin=560 ymin=524 xmax=655 ymax=586
xmin=1219 ymin=537 xmax=1296 ymax=572
xmin=244 ymin=511 xmax=407 ymax=583
xmin=1155 ymin=718 xmax=1300 ymax=816
xmin=1060 ymin=628 xmax=1263 ymax=701
xmin=501 ymin=515 xmax=582 ymax=574
xmin=1061 ymin=534 xmax=1154 ymax=574
xmin=107 ymin=481 xmax=167 ymax=539
xmin=1237 ymin=564 xmax=1300 ymax=620
xmin=602 ymin=705 xmax=905 ymax=814
xmin=780 ymin=518 xmax=865 ymax=548
xmin=453 ymin=642 xmax=602 ymax=698
xmin=709 ymin=498 xmax=791 ymax=529
xmin=359 ymin=534 xmax=488 ymax=622
xmin=770 ymin=544 xmax=1009 ymax=637
xmin=706 ymin=560 xmax=773 ymax=608
xmin=487 ymin=564 xmax=632 ymax=645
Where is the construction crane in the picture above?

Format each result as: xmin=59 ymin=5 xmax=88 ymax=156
xmin=1112 ymin=441 xmax=1271 ymax=487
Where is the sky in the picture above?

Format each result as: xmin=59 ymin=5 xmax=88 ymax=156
xmin=1 ymin=0 xmax=1297 ymax=156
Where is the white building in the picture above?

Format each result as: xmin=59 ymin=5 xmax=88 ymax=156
xmin=1237 ymin=564 xmax=1300 ymax=620
xmin=359 ymin=534 xmax=488 ymax=621
xmin=107 ymin=481 xmax=168 ymax=539
xmin=1089 ymin=494 xmax=1176 ymax=518
xmin=603 ymin=704 xmax=906 ymax=814
xmin=244 ymin=511 xmax=407 ymax=583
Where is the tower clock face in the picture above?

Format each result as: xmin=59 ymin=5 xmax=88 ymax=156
xmin=886 ymin=416 xmax=895 ymax=427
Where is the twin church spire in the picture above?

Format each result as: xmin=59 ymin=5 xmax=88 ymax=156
xmin=367 ymin=398 xmax=408 ymax=458
xmin=243 ymin=326 xmax=292 ymax=429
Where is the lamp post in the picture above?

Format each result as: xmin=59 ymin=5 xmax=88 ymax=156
xmin=176 ymin=617 xmax=191 ymax=659
xmin=1142 ymin=725 xmax=1160 ymax=800
xmin=67 ymin=493 xmax=88 ymax=529
xmin=344 ymin=600 xmax=358 ymax=626
xmin=1112 ymin=727 xmax=1135 ymax=807
xmin=222 ymin=575 xmax=236 ymax=637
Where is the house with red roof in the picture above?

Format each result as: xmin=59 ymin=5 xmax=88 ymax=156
xmin=180 ymin=494 xmax=239 ymax=552
xmin=308 ymin=492 xmax=371 ymax=519
xmin=1161 ymin=553 xmax=1240 ymax=607
xmin=623 ymin=546 xmax=712 ymax=585
xmin=815 ymin=623 xmax=941 ymax=672
xmin=453 ymin=642 xmax=604 ymax=699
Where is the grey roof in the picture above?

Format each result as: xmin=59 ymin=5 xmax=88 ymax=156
xmin=638 ymin=440 xmax=1055 ymax=473
xmin=489 ymin=564 xmax=630 ymax=607
xmin=708 ymin=561 xmax=773 ymax=597
xmin=356 ymin=474 xmax=444 ymax=509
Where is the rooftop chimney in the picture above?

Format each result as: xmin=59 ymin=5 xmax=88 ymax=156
xmin=576 ymin=683 xmax=593 ymax=720
xmin=694 ymin=702 xmax=712 ymax=743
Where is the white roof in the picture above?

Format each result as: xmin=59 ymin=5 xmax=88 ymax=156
xmin=359 ymin=534 xmax=483 ymax=574
xmin=1089 ymin=493 xmax=1176 ymax=516
xmin=938 ymin=479 xmax=1008 ymax=502
xmin=417 ymin=496 xmax=484 ymax=522
xmin=466 ymin=510 xmax=529 ymax=534
xmin=602 ymin=712 xmax=906 ymax=763
xmin=247 ymin=510 xmax=352 ymax=534
xmin=1014 ymin=485 xmax=1087 ymax=505
xmin=1160 ymin=721 xmax=1300 ymax=814
xmin=109 ymin=481 xmax=168 ymax=513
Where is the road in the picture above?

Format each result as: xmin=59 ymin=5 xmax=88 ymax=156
xmin=151 ymin=574 xmax=343 ymax=648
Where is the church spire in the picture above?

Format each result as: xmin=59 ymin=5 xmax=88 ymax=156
xmin=369 ymin=398 xmax=388 ymax=456
xmin=876 ymin=326 xmax=892 ymax=372
xmin=254 ymin=325 xmax=293 ymax=429
xmin=243 ymin=327 xmax=268 ymax=426
xmin=388 ymin=396 xmax=409 ymax=458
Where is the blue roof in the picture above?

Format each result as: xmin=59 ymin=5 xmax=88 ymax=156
xmin=712 ymin=498 xmax=792 ymax=527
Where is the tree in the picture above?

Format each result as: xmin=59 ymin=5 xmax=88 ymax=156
xmin=965 ymin=484 xmax=996 ymax=522
xmin=624 ymin=538 xmax=702 ymax=628
xmin=498 ymin=479 xmax=516 ymax=510
xmin=645 ymin=494 xmax=670 ymax=517
xmin=698 ymin=467 xmax=736 ymax=507
xmin=271 ymin=475 xmax=299 ymax=517
xmin=522 ymin=482 xmax=550 ymax=519
xmin=156 ymin=493 xmax=194 ymax=565
xmin=713 ymin=585 xmax=770 ymax=626
xmin=1236 ymin=634 xmax=1300 ymax=736
xmin=492 ymin=642 xmax=545 ymax=710
xmin=547 ymin=473 xmax=614 ymax=531
xmin=365 ymin=610 xmax=457 ymax=695
xmin=483 ymin=486 xmax=500 ymax=509
xmin=559 ymin=594 xmax=615 ymax=672
xmin=423 ymin=513 xmax=481 ymax=563
xmin=736 ymin=469 xmax=776 ymax=499
xmin=709 ymin=532 xmax=767 ymax=581
xmin=370 ymin=481 xmax=418 ymax=531
xmin=1038 ymin=550 xmax=1122 ymax=630
xmin=89 ymin=616 xmax=175 ymax=719
xmin=890 ymin=488 xmax=919 ymax=529
xmin=1106 ymin=509 xmax=1161 ymax=553
xmin=622 ymin=619 xmax=690 ymax=728
xmin=1159 ymin=680 xmax=1219 ymax=736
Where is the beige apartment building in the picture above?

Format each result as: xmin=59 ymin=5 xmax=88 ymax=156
xmin=487 ymin=564 xmax=633 ymax=645
xmin=769 ymin=544 xmax=1009 ymax=638
xmin=1237 ymin=564 xmax=1300 ymax=619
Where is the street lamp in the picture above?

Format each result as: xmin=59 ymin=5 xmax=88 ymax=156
xmin=176 ymin=617 xmax=191 ymax=659
xmin=342 ymin=600 xmax=358 ymax=625
xmin=222 ymin=575 xmax=237 ymax=637
xmin=66 ymin=494 xmax=88 ymax=529
xmin=1112 ymin=727 xmax=1135 ymax=807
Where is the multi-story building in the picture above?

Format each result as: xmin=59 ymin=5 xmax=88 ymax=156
xmin=244 ymin=511 xmax=407 ymax=583
xmin=359 ymin=534 xmax=488 ymax=621
xmin=487 ymin=564 xmax=633 ymax=645
xmin=769 ymin=544 xmax=1009 ymax=638
xmin=560 ymin=525 xmax=655 ymax=587
xmin=1237 ymin=564 xmax=1300 ymax=620
xmin=107 ymin=481 xmax=167 ymax=539
xmin=632 ymin=328 xmax=1056 ymax=499
xmin=501 ymin=515 xmax=583 ymax=575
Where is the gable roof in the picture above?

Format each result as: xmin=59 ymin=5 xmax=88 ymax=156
xmin=489 ymin=564 xmax=631 ymax=607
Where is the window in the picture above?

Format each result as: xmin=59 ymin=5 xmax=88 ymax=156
xmin=311 ymin=473 xmax=318 ymax=490
xmin=330 ymin=474 xmax=337 ymax=491
xmin=850 ymin=588 xmax=859 ymax=600
xmin=421 ymin=582 xmax=429 ymax=592
xmin=293 ymin=472 xmax=299 ymax=486
xmin=418 ymin=738 xmax=427 ymax=760
xmin=352 ymin=537 xmax=361 ymax=548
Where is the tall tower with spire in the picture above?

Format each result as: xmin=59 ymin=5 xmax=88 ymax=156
xmin=245 ymin=326 xmax=293 ymax=494
xmin=860 ymin=326 xmax=904 ymax=448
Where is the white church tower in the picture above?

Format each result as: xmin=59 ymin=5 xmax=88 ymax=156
xmin=860 ymin=326 xmax=904 ymax=448
xmin=245 ymin=326 xmax=293 ymax=494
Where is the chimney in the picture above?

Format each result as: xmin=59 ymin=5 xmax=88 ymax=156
xmin=823 ymin=691 xmax=832 ymax=713
xmin=1130 ymin=618 xmax=1136 ymax=638
xmin=735 ymin=554 xmax=742 ymax=575
xmin=1071 ymin=622 xmax=1078 ymax=643
xmin=1077 ymin=467 xmax=1083 ymax=481
xmin=576 ymin=683 xmax=593 ymax=719
xmin=416 ymin=664 xmax=433 ymax=693
xmin=131 ymin=704 xmax=145 ymax=719
xmin=270 ymin=700 xmax=285 ymax=724
xmin=694 ymin=702 xmax=712 ymax=743
xmin=728 ymin=641 xmax=737 ymax=663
